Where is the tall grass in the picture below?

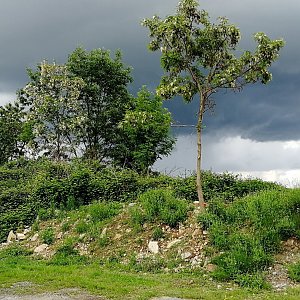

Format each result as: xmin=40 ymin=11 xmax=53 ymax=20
xmin=199 ymin=189 xmax=300 ymax=288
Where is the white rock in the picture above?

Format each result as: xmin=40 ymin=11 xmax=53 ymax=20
xmin=34 ymin=244 xmax=48 ymax=254
xmin=166 ymin=239 xmax=181 ymax=249
xmin=16 ymin=233 xmax=26 ymax=240
xmin=57 ymin=232 xmax=63 ymax=239
xmin=128 ymin=203 xmax=136 ymax=207
xmin=30 ymin=233 xmax=39 ymax=242
xmin=181 ymin=252 xmax=192 ymax=260
xmin=148 ymin=241 xmax=159 ymax=254
xmin=114 ymin=233 xmax=122 ymax=240
xmin=100 ymin=227 xmax=107 ymax=238
xmin=7 ymin=230 xmax=16 ymax=243
xmin=23 ymin=228 xmax=31 ymax=235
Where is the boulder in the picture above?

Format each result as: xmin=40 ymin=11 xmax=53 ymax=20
xmin=16 ymin=233 xmax=26 ymax=240
xmin=34 ymin=244 xmax=48 ymax=254
xmin=30 ymin=233 xmax=39 ymax=242
xmin=7 ymin=230 xmax=16 ymax=243
xmin=181 ymin=252 xmax=192 ymax=260
xmin=148 ymin=241 xmax=159 ymax=254
xmin=100 ymin=227 xmax=107 ymax=238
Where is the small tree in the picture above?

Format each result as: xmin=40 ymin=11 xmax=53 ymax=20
xmin=113 ymin=87 xmax=175 ymax=172
xmin=143 ymin=0 xmax=284 ymax=208
xmin=67 ymin=47 xmax=133 ymax=161
xmin=19 ymin=62 xmax=85 ymax=160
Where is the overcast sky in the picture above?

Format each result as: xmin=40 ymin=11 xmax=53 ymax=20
xmin=1 ymin=0 xmax=299 ymax=184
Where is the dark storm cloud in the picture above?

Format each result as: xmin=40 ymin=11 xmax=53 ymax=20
xmin=0 ymin=0 xmax=299 ymax=142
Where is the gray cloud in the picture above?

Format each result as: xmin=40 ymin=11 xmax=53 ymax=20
xmin=0 ymin=0 xmax=299 ymax=142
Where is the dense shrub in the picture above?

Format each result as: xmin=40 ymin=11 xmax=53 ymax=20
xmin=131 ymin=189 xmax=190 ymax=228
xmin=174 ymin=171 xmax=282 ymax=202
xmin=0 ymin=158 xmax=284 ymax=243
xmin=199 ymin=189 xmax=300 ymax=286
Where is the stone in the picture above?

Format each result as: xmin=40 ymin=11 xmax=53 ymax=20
xmin=166 ymin=239 xmax=181 ymax=249
xmin=206 ymin=263 xmax=217 ymax=272
xmin=181 ymin=252 xmax=192 ymax=260
xmin=286 ymin=239 xmax=294 ymax=247
xmin=34 ymin=244 xmax=48 ymax=254
xmin=7 ymin=230 xmax=16 ymax=243
xmin=16 ymin=233 xmax=26 ymax=240
xmin=148 ymin=241 xmax=159 ymax=254
xmin=100 ymin=227 xmax=107 ymax=238
xmin=128 ymin=202 xmax=136 ymax=207
xmin=30 ymin=233 xmax=39 ymax=242
xmin=57 ymin=232 xmax=63 ymax=239
xmin=79 ymin=233 xmax=85 ymax=239
xmin=114 ymin=233 xmax=122 ymax=240
xmin=202 ymin=230 xmax=209 ymax=235
xmin=192 ymin=229 xmax=201 ymax=238
xmin=23 ymin=228 xmax=31 ymax=235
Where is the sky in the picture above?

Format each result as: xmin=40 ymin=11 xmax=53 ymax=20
xmin=1 ymin=0 xmax=300 ymax=185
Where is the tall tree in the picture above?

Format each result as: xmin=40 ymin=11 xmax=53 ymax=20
xmin=67 ymin=47 xmax=133 ymax=160
xmin=19 ymin=62 xmax=85 ymax=160
xmin=114 ymin=87 xmax=175 ymax=172
xmin=0 ymin=101 xmax=33 ymax=164
xmin=143 ymin=0 xmax=284 ymax=209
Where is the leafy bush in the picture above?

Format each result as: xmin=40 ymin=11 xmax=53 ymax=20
xmin=131 ymin=189 xmax=190 ymax=228
xmin=88 ymin=202 xmax=121 ymax=223
xmin=174 ymin=171 xmax=282 ymax=202
xmin=41 ymin=227 xmax=55 ymax=244
xmin=288 ymin=262 xmax=300 ymax=282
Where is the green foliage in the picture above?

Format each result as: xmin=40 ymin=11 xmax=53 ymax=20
xmin=0 ymin=102 xmax=33 ymax=165
xmin=114 ymin=87 xmax=175 ymax=172
xmin=199 ymin=189 xmax=300 ymax=286
xmin=41 ymin=227 xmax=55 ymax=244
xmin=152 ymin=227 xmax=164 ymax=240
xmin=128 ymin=255 xmax=167 ymax=273
xmin=131 ymin=189 xmax=190 ymax=228
xmin=143 ymin=0 xmax=284 ymax=101
xmin=67 ymin=47 xmax=133 ymax=161
xmin=75 ymin=220 xmax=90 ymax=234
xmin=175 ymin=171 xmax=282 ymax=202
xmin=50 ymin=238 xmax=88 ymax=265
xmin=143 ymin=0 xmax=284 ymax=203
xmin=288 ymin=262 xmax=300 ymax=282
xmin=19 ymin=62 xmax=85 ymax=160
xmin=88 ymin=202 xmax=121 ymax=223
xmin=0 ymin=244 xmax=32 ymax=258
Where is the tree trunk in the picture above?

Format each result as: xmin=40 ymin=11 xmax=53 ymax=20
xmin=196 ymin=92 xmax=206 ymax=211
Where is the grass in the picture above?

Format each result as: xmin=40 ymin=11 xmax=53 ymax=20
xmin=198 ymin=189 xmax=300 ymax=287
xmin=1 ymin=255 xmax=300 ymax=300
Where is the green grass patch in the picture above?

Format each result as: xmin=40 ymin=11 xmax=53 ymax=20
xmin=199 ymin=189 xmax=300 ymax=288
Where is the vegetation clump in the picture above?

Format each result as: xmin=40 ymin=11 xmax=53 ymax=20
xmin=199 ymin=189 xmax=300 ymax=288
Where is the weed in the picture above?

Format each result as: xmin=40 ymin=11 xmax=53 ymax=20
xmin=61 ymin=221 xmax=71 ymax=232
xmin=152 ymin=227 xmax=164 ymax=240
xmin=134 ymin=189 xmax=190 ymax=228
xmin=41 ymin=227 xmax=55 ymax=245
xmin=75 ymin=220 xmax=89 ymax=234
xmin=288 ymin=262 xmax=300 ymax=281
xmin=50 ymin=238 xmax=88 ymax=265
xmin=0 ymin=245 xmax=32 ymax=258
xmin=89 ymin=201 xmax=121 ymax=223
